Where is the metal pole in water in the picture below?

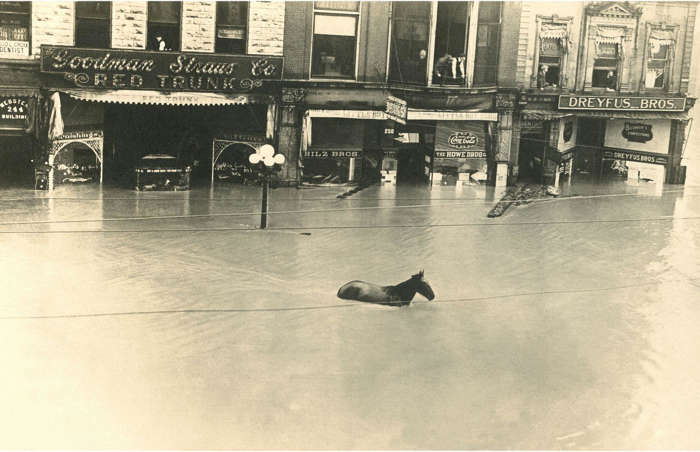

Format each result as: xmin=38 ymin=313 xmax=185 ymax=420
xmin=260 ymin=175 xmax=269 ymax=229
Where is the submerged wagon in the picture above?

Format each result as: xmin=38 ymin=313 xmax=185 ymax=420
xmin=135 ymin=154 xmax=191 ymax=191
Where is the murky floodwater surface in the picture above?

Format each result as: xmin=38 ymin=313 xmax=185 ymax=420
xmin=1 ymin=179 xmax=699 ymax=449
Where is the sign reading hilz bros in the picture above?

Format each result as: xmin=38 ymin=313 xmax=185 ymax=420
xmin=559 ymin=95 xmax=686 ymax=111
xmin=40 ymin=46 xmax=283 ymax=93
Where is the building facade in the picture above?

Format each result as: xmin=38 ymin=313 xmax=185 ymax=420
xmin=514 ymin=1 xmax=697 ymax=188
xmin=0 ymin=1 xmax=696 ymax=190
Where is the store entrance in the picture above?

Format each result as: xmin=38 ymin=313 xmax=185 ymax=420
xmin=574 ymin=118 xmax=605 ymax=179
xmin=0 ymin=136 xmax=34 ymax=188
xmin=396 ymin=146 xmax=427 ymax=183
xmin=519 ymin=131 xmax=546 ymax=183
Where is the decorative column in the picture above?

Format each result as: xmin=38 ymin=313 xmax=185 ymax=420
xmin=278 ymin=88 xmax=306 ymax=185
xmin=494 ymin=94 xmax=516 ymax=187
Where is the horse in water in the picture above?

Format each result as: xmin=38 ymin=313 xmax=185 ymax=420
xmin=337 ymin=270 xmax=435 ymax=307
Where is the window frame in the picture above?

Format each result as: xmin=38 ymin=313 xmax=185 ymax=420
xmin=147 ymin=1 xmax=182 ymax=52
xmin=0 ymin=1 xmax=31 ymax=58
xmin=472 ymin=0 xmax=501 ymax=87
xmin=531 ymin=16 xmax=572 ymax=90
xmin=215 ymin=1 xmax=248 ymax=55
xmin=309 ymin=2 xmax=361 ymax=81
xmin=591 ymin=42 xmax=620 ymax=90
xmin=74 ymin=1 xmax=112 ymax=49
xmin=642 ymin=24 xmax=677 ymax=92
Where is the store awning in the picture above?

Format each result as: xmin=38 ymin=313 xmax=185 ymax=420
xmin=0 ymin=87 xmax=39 ymax=98
xmin=305 ymin=108 xmax=498 ymax=122
xmin=573 ymin=110 xmax=688 ymax=120
xmin=61 ymin=89 xmax=274 ymax=106
xmin=407 ymin=109 xmax=498 ymax=121
xmin=306 ymin=109 xmax=387 ymax=120
xmin=520 ymin=110 xmax=575 ymax=121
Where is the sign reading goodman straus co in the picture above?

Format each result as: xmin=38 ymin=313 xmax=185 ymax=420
xmin=40 ymin=46 xmax=283 ymax=93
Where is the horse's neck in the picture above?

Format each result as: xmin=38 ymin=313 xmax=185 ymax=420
xmin=392 ymin=278 xmax=417 ymax=300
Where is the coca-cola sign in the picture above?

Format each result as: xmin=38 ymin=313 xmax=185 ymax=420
xmin=448 ymin=131 xmax=478 ymax=148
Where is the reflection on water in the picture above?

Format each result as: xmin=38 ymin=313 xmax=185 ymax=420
xmin=1 ymin=180 xmax=699 ymax=449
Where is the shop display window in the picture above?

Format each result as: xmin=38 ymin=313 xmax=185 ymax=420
xmin=0 ymin=2 xmax=30 ymax=58
xmin=311 ymin=2 xmax=359 ymax=79
xmin=76 ymin=1 xmax=111 ymax=49
xmin=215 ymin=1 xmax=247 ymax=54
xmin=54 ymin=144 xmax=99 ymax=185
xmin=147 ymin=1 xmax=181 ymax=51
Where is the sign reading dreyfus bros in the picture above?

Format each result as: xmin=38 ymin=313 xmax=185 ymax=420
xmin=40 ymin=46 xmax=283 ymax=93
xmin=559 ymin=95 xmax=686 ymax=111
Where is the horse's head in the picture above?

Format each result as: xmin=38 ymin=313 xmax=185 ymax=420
xmin=412 ymin=269 xmax=435 ymax=301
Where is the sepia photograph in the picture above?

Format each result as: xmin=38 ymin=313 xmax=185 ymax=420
xmin=1 ymin=0 xmax=699 ymax=449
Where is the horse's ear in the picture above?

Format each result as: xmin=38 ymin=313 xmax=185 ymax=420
xmin=419 ymin=269 xmax=424 ymax=277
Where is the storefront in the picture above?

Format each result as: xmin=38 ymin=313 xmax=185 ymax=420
xmin=0 ymin=88 xmax=39 ymax=187
xmin=557 ymin=94 xmax=690 ymax=185
xmin=299 ymin=109 xmax=386 ymax=185
xmin=39 ymin=46 xmax=282 ymax=190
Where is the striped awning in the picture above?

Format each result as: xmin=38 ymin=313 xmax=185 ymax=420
xmin=0 ymin=87 xmax=39 ymax=98
xmin=520 ymin=110 xmax=575 ymax=121
xmin=62 ymin=89 xmax=273 ymax=106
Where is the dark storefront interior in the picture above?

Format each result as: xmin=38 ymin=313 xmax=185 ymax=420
xmin=102 ymin=103 xmax=267 ymax=187
xmin=0 ymin=135 xmax=34 ymax=187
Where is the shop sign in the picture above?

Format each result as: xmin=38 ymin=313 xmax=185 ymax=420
xmin=215 ymin=133 xmax=266 ymax=143
xmin=447 ymin=131 xmax=478 ymax=148
xmin=435 ymin=121 xmax=486 ymax=156
xmin=306 ymin=149 xmax=361 ymax=159
xmin=521 ymin=118 xmax=545 ymax=131
xmin=40 ymin=46 xmax=283 ymax=93
xmin=540 ymin=40 xmax=562 ymax=57
xmin=602 ymin=150 xmax=668 ymax=165
xmin=0 ymin=97 xmax=30 ymax=129
xmin=622 ymin=122 xmax=653 ymax=143
xmin=385 ymin=95 xmax=408 ymax=125
xmin=435 ymin=150 xmax=487 ymax=159
xmin=53 ymin=129 xmax=103 ymax=141
xmin=0 ymin=40 xmax=29 ymax=59
xmin=559 ymin=95 xmax=686 ymax=111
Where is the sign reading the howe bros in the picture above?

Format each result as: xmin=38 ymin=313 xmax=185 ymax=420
xmin=40 ymin=46 xmax=283 ymax=93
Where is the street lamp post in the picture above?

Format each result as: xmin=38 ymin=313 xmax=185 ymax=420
xmin=249 ymin=144 xmax=286 ymax=229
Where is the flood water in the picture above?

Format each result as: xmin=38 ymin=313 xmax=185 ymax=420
xmin=1 ymin=178 xmax=699 ymax=449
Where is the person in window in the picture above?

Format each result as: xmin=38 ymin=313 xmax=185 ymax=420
xmin=155 ymin=35 xmax=168 ymax=51
xmin=605 ymin=70 xmax=617 ymax=91
xmin=537 ymin=64 xmax=548 ymax=89
xmin=434 ymin=53 xmax=454 ymax=83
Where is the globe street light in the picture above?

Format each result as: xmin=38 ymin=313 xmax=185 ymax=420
xmin=249 ymin=144 xmax=286 ymax=229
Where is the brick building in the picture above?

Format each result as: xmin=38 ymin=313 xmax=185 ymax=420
xmin=0 ymin=1 xmax=285 ymax=189
xmin=0 ymin=1 xmax=696 ymax=190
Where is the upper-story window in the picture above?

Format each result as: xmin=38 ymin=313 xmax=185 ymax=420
xmin=592 ymin=42 xmax=618 ymax=90
xmin=0 ymin=1 xmax=30 ymax=58
xmin=311 ymin=1 xmax=360 ymax=79
xmin=75 ymin=2 xmax=110 ymax=48
xmin=390 ymin=1 xmax=499 ymax=87
xmin=534 ymin=21 xmax=569 ymax=89
xmin=216 ymin=1 xmax=247 ymax=54
xmin=432 ymin=2 xmax=470 ymax=85
xmin=645 ymin=28 xmax=675 ymax=90
xmin=147 ymin=1 xmax=181 ymax=51
xmin=473 ymin=1 xmax=501 ymax=85
xmin=389 ymin=1 xmax=431 ymax=85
